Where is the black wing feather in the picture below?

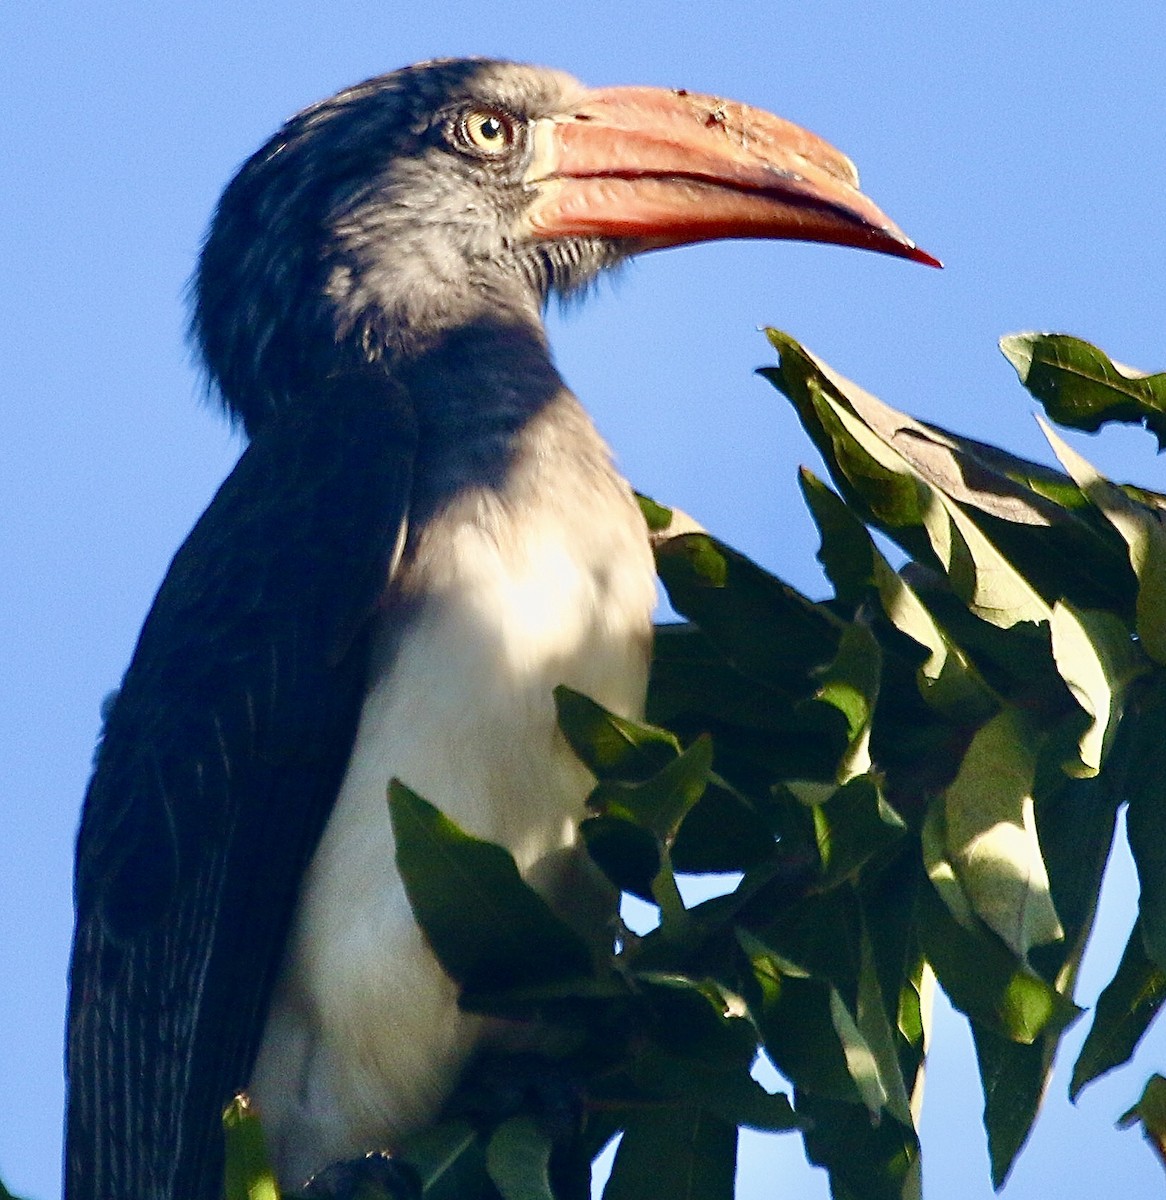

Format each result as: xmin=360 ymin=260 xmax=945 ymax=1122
xmin=66 ymin=377 xmax=417 ymax=1200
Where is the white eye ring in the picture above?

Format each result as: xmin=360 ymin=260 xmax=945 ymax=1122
xmin=458 ymin=109 xmax=516 ymax=155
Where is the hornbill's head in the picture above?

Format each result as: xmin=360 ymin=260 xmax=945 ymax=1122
xmin=193 ymin=58 xmax=935 ymax=438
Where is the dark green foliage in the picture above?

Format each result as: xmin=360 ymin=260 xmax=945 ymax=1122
xmin=223 ymin=331 xmax=1166 ymax=1197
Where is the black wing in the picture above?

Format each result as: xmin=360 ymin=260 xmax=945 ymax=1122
xmin=66 ymin=378 xmax=416 ymax=1200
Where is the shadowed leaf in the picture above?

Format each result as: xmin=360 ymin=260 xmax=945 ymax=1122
xmin=389 ymin=781 xmax=595 ymax=992
xmin=1117 ymin=1075 xmax=1166 ymax=1176
xmin=603 ymin=1107 xmax=736 ymax=1200
xmin=486 ymin=1117 xmax=555 ymax=1200
xmin=972 ymin=1022 xmax=1055 ymax=1189
xmin=1118 ymin=678 xmax=1166 ymax=974
xmin=400 ymin=1119 xmax=485 ymax=1200
xmin=1072 ymin=922 xmax=1166 ymax=1099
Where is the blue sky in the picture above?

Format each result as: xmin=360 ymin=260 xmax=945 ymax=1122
xmin=3 ymin=3 xmax=1166 ymax=1197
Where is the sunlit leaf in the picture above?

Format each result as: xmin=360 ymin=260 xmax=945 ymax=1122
xmin=1041 ymin=420 xmax=1166 ymax=665
xmin=637 ymin=492 xmax=676 ymax=533
xmin=1049 ymin=602 xmax=1142 ymax=776
xmin=800 ymin=470 xmax=997 ymax=719
xmin=764 ymin=331 xmax=1057 ymax=629
xmin=916 ymin=877 xmax=1078 ymax=1043
xmin=853 ymin=921 xmax=914 ymax=1128
xmin=813 ymin=622 xmax=881 ymax=781
xmin=828 ymin=983 xmax=889 ymax=1117
xmin=222 ymin=1094 xmax=279 ymax=1200
xmin=941 ymin=708 xmax=1063 ymax=958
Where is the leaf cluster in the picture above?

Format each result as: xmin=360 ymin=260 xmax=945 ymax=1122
xmin=223 ymin=331 xmax=1166 ymax=1200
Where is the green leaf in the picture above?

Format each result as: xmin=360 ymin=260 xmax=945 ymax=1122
xmin=1001 ymin=333 xmax=1166 ymax=448
xmin=743 ymin=940 xmax=863 ymax=1104
xmin=813 ymin=622 xmax=881 ymax=781
xmin=740 ymin=892 xmax=912 ymax=1113
xmin=0 ymin=1178 xmax=28 ymax=1200
xmin=628 ymin=1044 xmax=799 ymax=1132
xmin=1119 ymin=678 xmax=1166 ymax=974
xmin=852 ymin=920 xmax=914 ymax=1127
xmin=972 ymin=1021 xmax=1056 ymax=1189
xmin=653 ymin=531 xmax=845 ymax=691
xmin=1028 ymin=769 xmax=1120 ymax=1000
xmin=798 ymin=466 xmax=877 ymax=607
xmin=669 ymin=779 xmax=777 ymax=875
xmin=811 ymin=776 xmax=906 ymax=887
xmin=648 ymin=623 xmax=848 ymax=785
xmin=1072 ymin=921 xmax=1166 ymax=1099
xmin=637 ymin=492 xmax=676 ymax=533
xmin=860 ymin=851 xmax=930 ymax=1111
xmin=825 ymin=983 xmax=889 ymax=1117
xmin=486 ymin=1117 xmax=555 ymax=1200
xmin=747 ymin=885 xmax=863 ymax=999
xmin=764 ymin=331 xmax=1054 ymax=629
xmin=1041 ymin=421 xmax=1166 ymax=665
xmin=632 ymin=972 xmax=759 ymax=1068
xmin=554 ymin=686 xmax=680 ymax=781
xmin=222 ymin=1094 xmax=279 ymax=1200
xmin=1049 ymin=602 xmax=1142 ymax=776
xmin=588 ymin=734 xmax=713 ymax=846
xmin=800 ymin=470 xmax=997 ymax=719
xmin=916 ymin=876 xmax=1078 ymax=1044
xmin=389 ymin=781 xmax=595 ymax=992
xmin=399 ymin=1119 xmax=485 ymax=1200
xmin=796 ymin=1094 xmax=920 ymax=1200
xmin=1117 ymin=1075 xmax=1166 ymax=1170
xmin=580 ymin=813 xmax=661 ymax=901
xmin=940 ymin=708 xmax=1063 ymax=959
xmin=603 ymin=1107 xmax=737 ymax=1200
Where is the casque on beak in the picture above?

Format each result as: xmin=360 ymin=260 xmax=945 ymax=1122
xmin=525 ymin=84 xmax=940 ymax=267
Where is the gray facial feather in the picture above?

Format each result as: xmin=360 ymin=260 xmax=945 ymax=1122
xmin=192 ymin=59 xmax=631 ymax=437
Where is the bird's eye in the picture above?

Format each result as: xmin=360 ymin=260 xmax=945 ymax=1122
xmin=456 ymin=109 xmax=518 ymax=156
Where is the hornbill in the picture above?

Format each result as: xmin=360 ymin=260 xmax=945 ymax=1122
xmin=66 ymin=58 xmax=937 ymax=1200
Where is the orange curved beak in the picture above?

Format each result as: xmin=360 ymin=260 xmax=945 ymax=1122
xmin=525 ymin=85 xmax=940 ymax=268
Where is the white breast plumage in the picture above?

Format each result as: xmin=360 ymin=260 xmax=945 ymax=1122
xmin=250 ymin=481 xmax=655 ymax=1188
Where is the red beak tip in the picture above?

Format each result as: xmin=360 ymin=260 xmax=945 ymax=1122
xmin=910 ymin=245 xmax=944 ymax=269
